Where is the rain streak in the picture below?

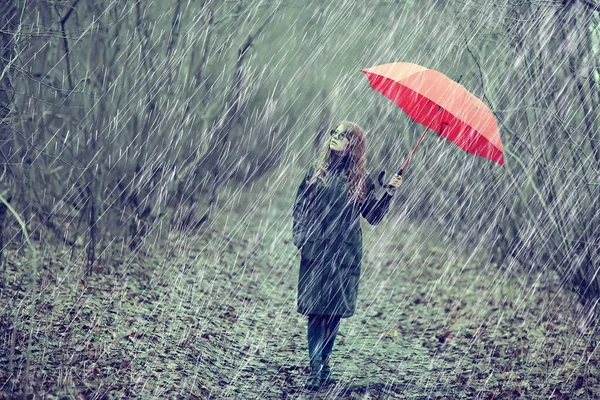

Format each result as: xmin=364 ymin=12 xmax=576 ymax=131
xmin=0 ymin=0 xmax=599 ymax=399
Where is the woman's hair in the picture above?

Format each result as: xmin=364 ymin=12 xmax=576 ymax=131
xmin=307 ymin=120 xmax=368 ymax=204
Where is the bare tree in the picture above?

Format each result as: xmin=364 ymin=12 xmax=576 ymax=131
xmin=0 ymin=0 xmax=18 ymax=264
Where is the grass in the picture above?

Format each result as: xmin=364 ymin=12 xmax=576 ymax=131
xmin=0 ymin=167 xmax=598 ymax=399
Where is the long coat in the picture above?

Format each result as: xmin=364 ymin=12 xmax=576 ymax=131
xmin=292 ymin=164 xmax=393 ymax=318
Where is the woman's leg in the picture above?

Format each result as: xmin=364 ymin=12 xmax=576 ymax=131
xmin=321 ymin=315 xmax=341 ymax=362
xmin=307 ymin=314 xmax=325 ymax=363
xmin=305 ymin=315 xmax=325 ymax=390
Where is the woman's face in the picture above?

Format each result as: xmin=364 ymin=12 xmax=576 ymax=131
xmin=329 ymin=123 xmax=350 ymax=153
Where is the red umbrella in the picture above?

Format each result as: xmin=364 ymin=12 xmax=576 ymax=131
xmin=362 ymin=62 xmax=504 ymax=178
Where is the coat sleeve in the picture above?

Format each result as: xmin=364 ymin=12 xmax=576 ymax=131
xmin=360 ymin=174 xmax=393 ymax=225
xmin=292 ymin=165 xmax=315 ymax=248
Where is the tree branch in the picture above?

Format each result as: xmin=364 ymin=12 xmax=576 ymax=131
xmin=57 ymin=0 xmax=81 ymax=91
xmin=579 ymin=0 xmax=600 ymax=11
xmin=465 ymin=44 xmax=536 ymax=158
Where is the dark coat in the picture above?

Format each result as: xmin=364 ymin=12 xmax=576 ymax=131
xmin=292 ymin=164 xmax=393 ymax=318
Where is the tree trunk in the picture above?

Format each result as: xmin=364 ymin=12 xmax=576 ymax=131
xmin=0 ymin=0 xmax=18 ymax=265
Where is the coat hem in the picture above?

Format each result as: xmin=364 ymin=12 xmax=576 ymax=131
xmin=297 ymin=308 xmax=354 ymax=319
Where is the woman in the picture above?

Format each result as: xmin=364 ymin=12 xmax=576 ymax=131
xmin=292 ymin=121 xmax=403 ymax=391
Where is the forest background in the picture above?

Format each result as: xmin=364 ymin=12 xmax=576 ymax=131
xmin=1 ymin=0 xmax=600 ymax=398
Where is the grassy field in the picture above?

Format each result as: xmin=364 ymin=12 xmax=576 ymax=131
xmin=1 ymin=168 xmax=598 ymax=399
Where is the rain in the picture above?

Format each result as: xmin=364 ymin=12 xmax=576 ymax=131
xmin=0 ymin=0 xmax=599 ymax=398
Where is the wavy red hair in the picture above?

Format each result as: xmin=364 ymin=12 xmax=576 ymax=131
xmin=307 ymin=121 xmax=368 ymax=204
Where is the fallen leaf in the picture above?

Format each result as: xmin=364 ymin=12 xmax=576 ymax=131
xmin=378 ymin=330 xmax=399 ymax=339
xmin=437 ymin=331 xmax=454 ymax=343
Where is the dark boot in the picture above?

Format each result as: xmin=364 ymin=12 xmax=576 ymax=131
xmin=321 ymin=357 xmax=336 ymax=385
xmin=304 ymin=360 xmax=322 ymax=391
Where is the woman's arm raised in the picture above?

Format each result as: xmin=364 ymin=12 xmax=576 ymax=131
xmin=360 ymin=174 xmax=393 ymax=225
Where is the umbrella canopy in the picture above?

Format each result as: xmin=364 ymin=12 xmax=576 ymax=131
xmin=362 ymin=62 xmax=504 ymax=168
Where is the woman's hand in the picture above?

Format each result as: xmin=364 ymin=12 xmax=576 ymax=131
xmin=385 ymin=174 xmax=403 ymax=196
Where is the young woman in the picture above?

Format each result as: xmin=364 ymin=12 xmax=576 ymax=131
xmin=292 ymin=121 xmax=403 ymax=391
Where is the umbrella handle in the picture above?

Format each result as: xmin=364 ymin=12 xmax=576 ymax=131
xmin=400 ymin=126 xmax=430 ymax=175
xmin=377 ymin=127 xmax=428 ymax=189
xmin=377 ymin=170 xmax=390 ymax=189
xmin=377 ymin=169 xmax=403 ymax=189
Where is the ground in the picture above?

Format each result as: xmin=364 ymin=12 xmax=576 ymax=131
xmin=0 ymin=171 xmax=598 ymax=399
